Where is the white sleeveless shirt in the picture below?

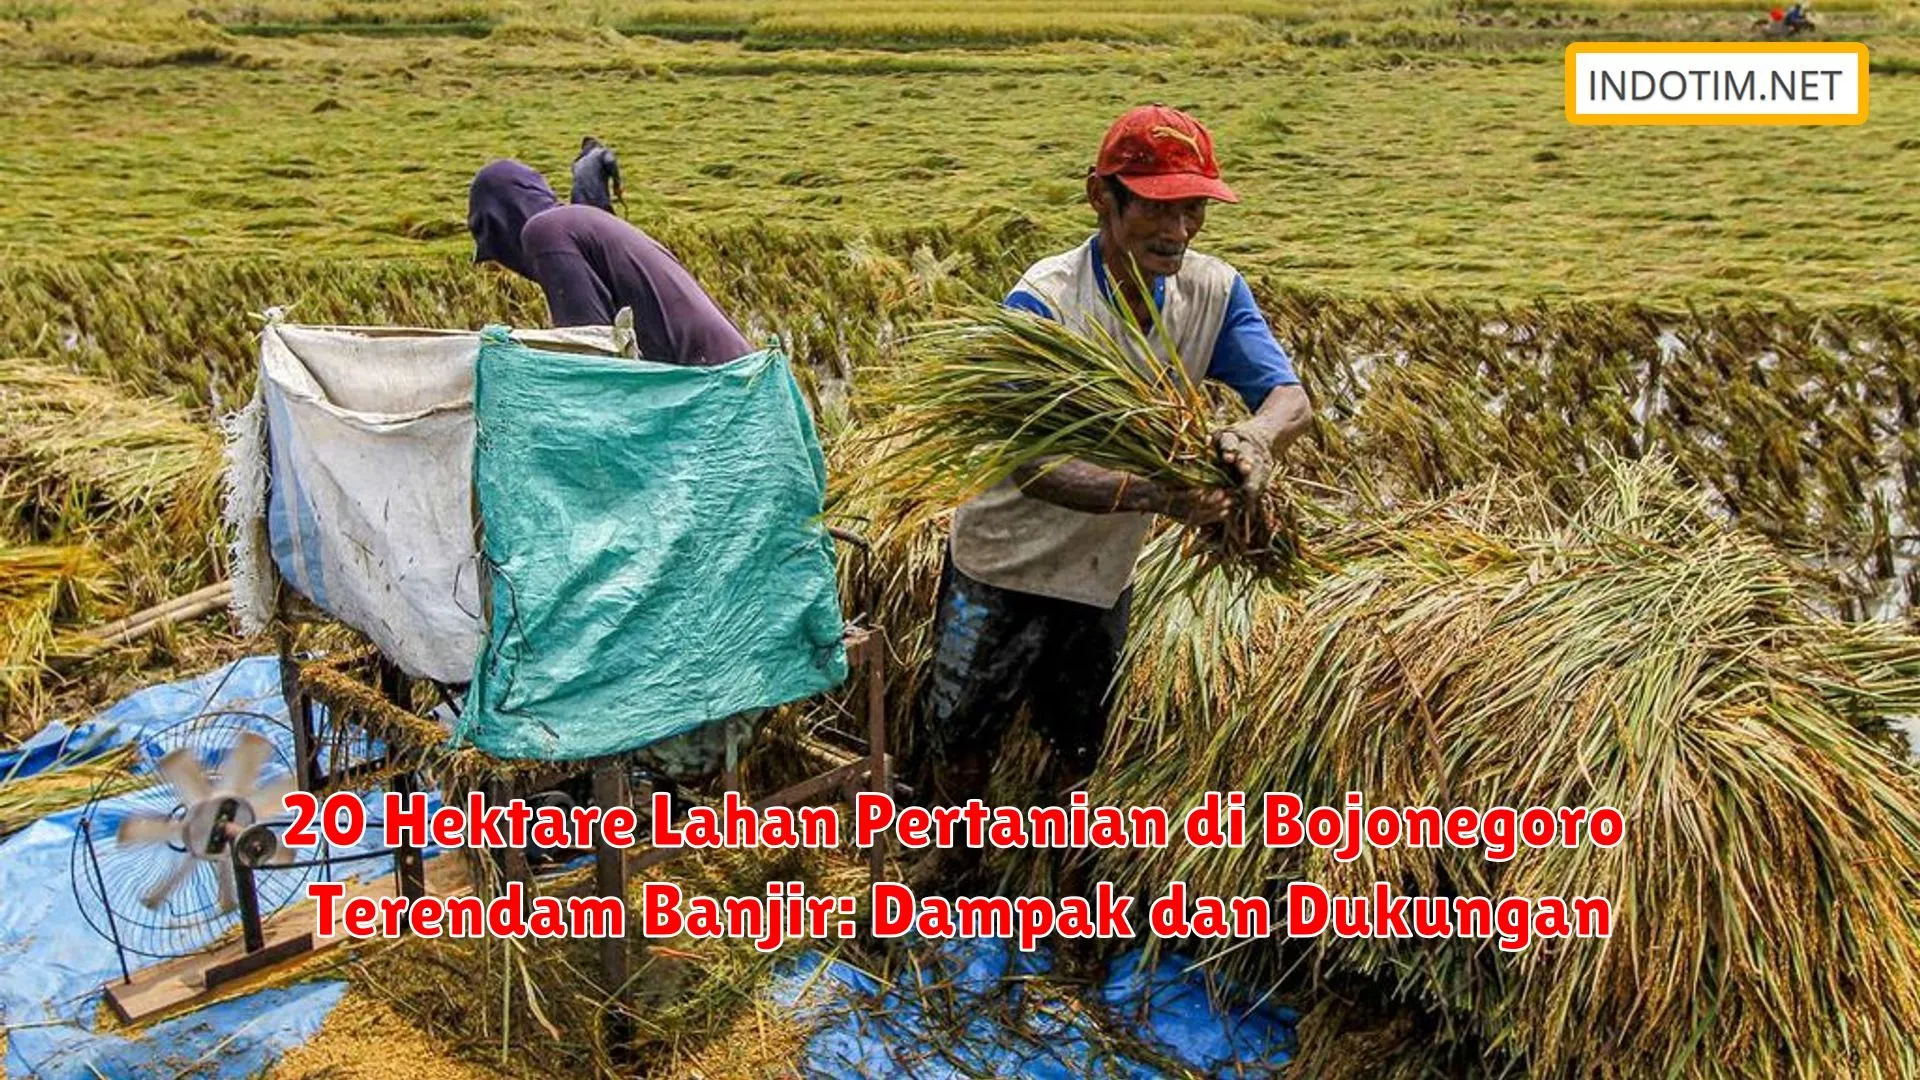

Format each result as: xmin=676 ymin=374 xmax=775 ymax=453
xmin=949 ymin=235 xmax=1237 ymax=609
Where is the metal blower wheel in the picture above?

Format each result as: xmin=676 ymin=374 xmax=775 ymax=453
xmin=69 ymin=708 xmax=330 ymax=962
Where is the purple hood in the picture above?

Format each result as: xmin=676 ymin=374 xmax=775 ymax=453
xmin=467 ymin=160 xmax=560 ymax=278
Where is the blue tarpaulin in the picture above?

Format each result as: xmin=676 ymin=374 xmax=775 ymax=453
xmin=770 ymin=937 xmax=1297 ymax=1078
xmin=0 ymin=657 xmax=288 ymax=785
xmin=1 ymin=659 xmax=1300 ymax=1077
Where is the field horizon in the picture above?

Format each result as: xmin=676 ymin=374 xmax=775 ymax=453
xmin=3 ymin=1 xmax=1918 ymax=307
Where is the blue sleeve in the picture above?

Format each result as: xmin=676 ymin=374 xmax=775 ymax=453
xmin=1207 ymin=275 xmax=1299 ymax=411
xmin=1004 ymin=288 xmax=1055 ymax=320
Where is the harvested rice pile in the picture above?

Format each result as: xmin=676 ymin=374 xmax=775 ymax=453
xmin=269 ymin=996 xmax=503 ymax=1080
xmin=855 ymin=310 xmax=1920 ymax=1079
xmin=317 ymin=846 xmax=854 ymax=1080
xmin=0 ymin=356 xmax=227 ymax=733
xmin=1093 ymin=459 xmax=1920 ymax=1079
xmin=0 ymin=542 xmax=114 ymax=723
xmin=0 ymin=356 xmax=222 ymax=531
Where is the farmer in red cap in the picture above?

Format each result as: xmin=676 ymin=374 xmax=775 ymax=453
xmin=907 ymin=104 xmax=1313 ymax=899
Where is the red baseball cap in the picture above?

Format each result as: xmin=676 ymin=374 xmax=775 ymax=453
xmin=1093 ymin=104 xmax=1238 ymax=204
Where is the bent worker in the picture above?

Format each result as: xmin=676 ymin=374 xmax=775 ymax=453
xmin=571 ymin=135 xmax=625 ymax=213
xmin=907 ymin=104 xmax=1313 ymax=894
xmin=466 ymin=159 xmax=750 ymax=366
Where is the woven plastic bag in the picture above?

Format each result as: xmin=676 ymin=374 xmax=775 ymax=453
xmin=453 ymin=328 xmax=848 ymax=761
xmin=228 ymin=319 xmax=631 ymax=684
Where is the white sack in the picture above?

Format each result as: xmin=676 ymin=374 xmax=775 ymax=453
xmin=228 ymin=320 xmax=629 ymax=683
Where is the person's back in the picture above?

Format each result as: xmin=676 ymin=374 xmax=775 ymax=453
xmin=571 ymin=138 xmax=622 ymax=213
xmin=520 ymin=205 xmax=751 ymax=366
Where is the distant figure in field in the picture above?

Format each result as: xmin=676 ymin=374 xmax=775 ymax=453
xmin=466 ymin=159 xmax=749 ymax=365
xmin=570 ymin=136 xmax=624 ymax=214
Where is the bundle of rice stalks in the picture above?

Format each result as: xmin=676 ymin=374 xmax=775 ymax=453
xmin=0 ymin=355 xmax=226 ymax=627
xmin=1069 ymin=456 xmax=1920 ymax=1080
xmin=0 ymin=543 xmax=115 ymax=727
xmin=0 ymin=743 xmax=144 ymax=840
xmin=855 ymin=302 xmax=1331 ymax=590
xmin=0 ymin=355 xmax=222 ymax=536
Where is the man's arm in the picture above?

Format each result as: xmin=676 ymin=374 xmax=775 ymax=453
xmin=999 ymin=287 xmax=1232 ymax=525
xmin=603 ymin=150 xmax=624 ymax=200
xmin=1206 ymin=275 xmax=1314 ymax=494
xmin=1216 ymin=384 xmax=1312 ymax=493
xmin=1012 ymin=457 xmax=1233 ymax=525
xmin=527 ymin=247 xmax=615 ymax=327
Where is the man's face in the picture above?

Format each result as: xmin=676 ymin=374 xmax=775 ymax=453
xmin=1090 ymin=176 xmax=1209 ymax=280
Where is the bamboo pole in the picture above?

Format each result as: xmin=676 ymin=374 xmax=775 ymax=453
xmin=85 ymin=582 xmax=232 ymax=643
xmin=49 ymin=582 xmax=234 ymax=665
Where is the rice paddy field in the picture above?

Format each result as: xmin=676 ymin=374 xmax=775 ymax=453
xmin=5 ymin=0 xmax=1920 ymax=1076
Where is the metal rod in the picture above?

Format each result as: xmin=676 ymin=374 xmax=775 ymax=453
xmin=81 ymin=816 xmax=133 ymax=985
xmin=593 ymin=761 xmax=636 ymax=1029
xmin=866 ymin=630 xmax=890 ymax=885
xmin=485 ymin=778 xmax=514 ymax=902
xmin=390 ymin=771 xmax=426 ymax=904
xmin=309 ymin=755 xmax=398 ymax=795
xmin=234 ymin=853 xmax=265 ymax=954
xmin=375 ymin=655 xmax=427 ymax=905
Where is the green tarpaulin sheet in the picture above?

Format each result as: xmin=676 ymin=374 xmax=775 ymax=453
xmin=453 ymin=327 xmax=847 ymax=762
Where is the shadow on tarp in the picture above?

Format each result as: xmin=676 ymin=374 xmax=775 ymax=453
xmin=0 ymin=655 xmax=446 ymax=1079
xmin=770 ymin=936 xmax=1298 ymax=1078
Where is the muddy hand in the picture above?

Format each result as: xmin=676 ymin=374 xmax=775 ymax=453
xmin=1213 ymin=426 xmax=1274 ymax=497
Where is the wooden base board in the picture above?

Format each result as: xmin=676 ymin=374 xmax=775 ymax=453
xmin=104 ymin=854 xmax=472 ymax=1026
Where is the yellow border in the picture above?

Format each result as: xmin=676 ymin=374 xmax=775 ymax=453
xmin=1564 ymin=41 xmax=1869 ymax=125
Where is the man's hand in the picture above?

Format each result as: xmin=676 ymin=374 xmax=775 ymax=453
xmin=1213 ymin=424 xmax=1275 ymax=497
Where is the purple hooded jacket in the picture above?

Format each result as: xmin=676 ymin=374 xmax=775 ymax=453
xmin=467 ymin=160 xmax=752 ymax=367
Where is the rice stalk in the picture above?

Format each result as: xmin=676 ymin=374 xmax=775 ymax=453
xmin=342 ymin=845 xmax=847 ymax=1079
xmin=0 ymin=355 xmax=222 ymax=530
xmin=0 ymin=543 xmax=116 ymax=727
xmin=0 ymin=743 xmax=144 ymax=840
xmin=1074 ymin=455 xmax=1920 ymax=1080
xmin=856 ymin=301 xmax=1332 ymax=592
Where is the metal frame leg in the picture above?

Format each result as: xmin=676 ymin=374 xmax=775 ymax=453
xmin=390 ymin=771 xmax=426 ymax=903
xmin=376 ymin=657 xmax=426 ymax=905
xmin=865 ymin=631 xmax=890 ymax=884
xmin=277 ymin=624 xmax=323 ymax=794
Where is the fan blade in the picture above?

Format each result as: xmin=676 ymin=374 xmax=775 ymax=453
xmin=157 ymin=748 xmax=213 ymax=803
xmin=222 ymin=732 xmax=271 ymax=796
xmin=141 ymin=854 xmax=197 ymax=910
xmin=216 ymin=858 xmax=237 ymax=913
xmin=269 ymin=841 xmax=296 ymax=865
xmin=245 ymin=773 xmax=299 ymax=819
xmin=116 ymin=814 xmax=183 ymax=846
